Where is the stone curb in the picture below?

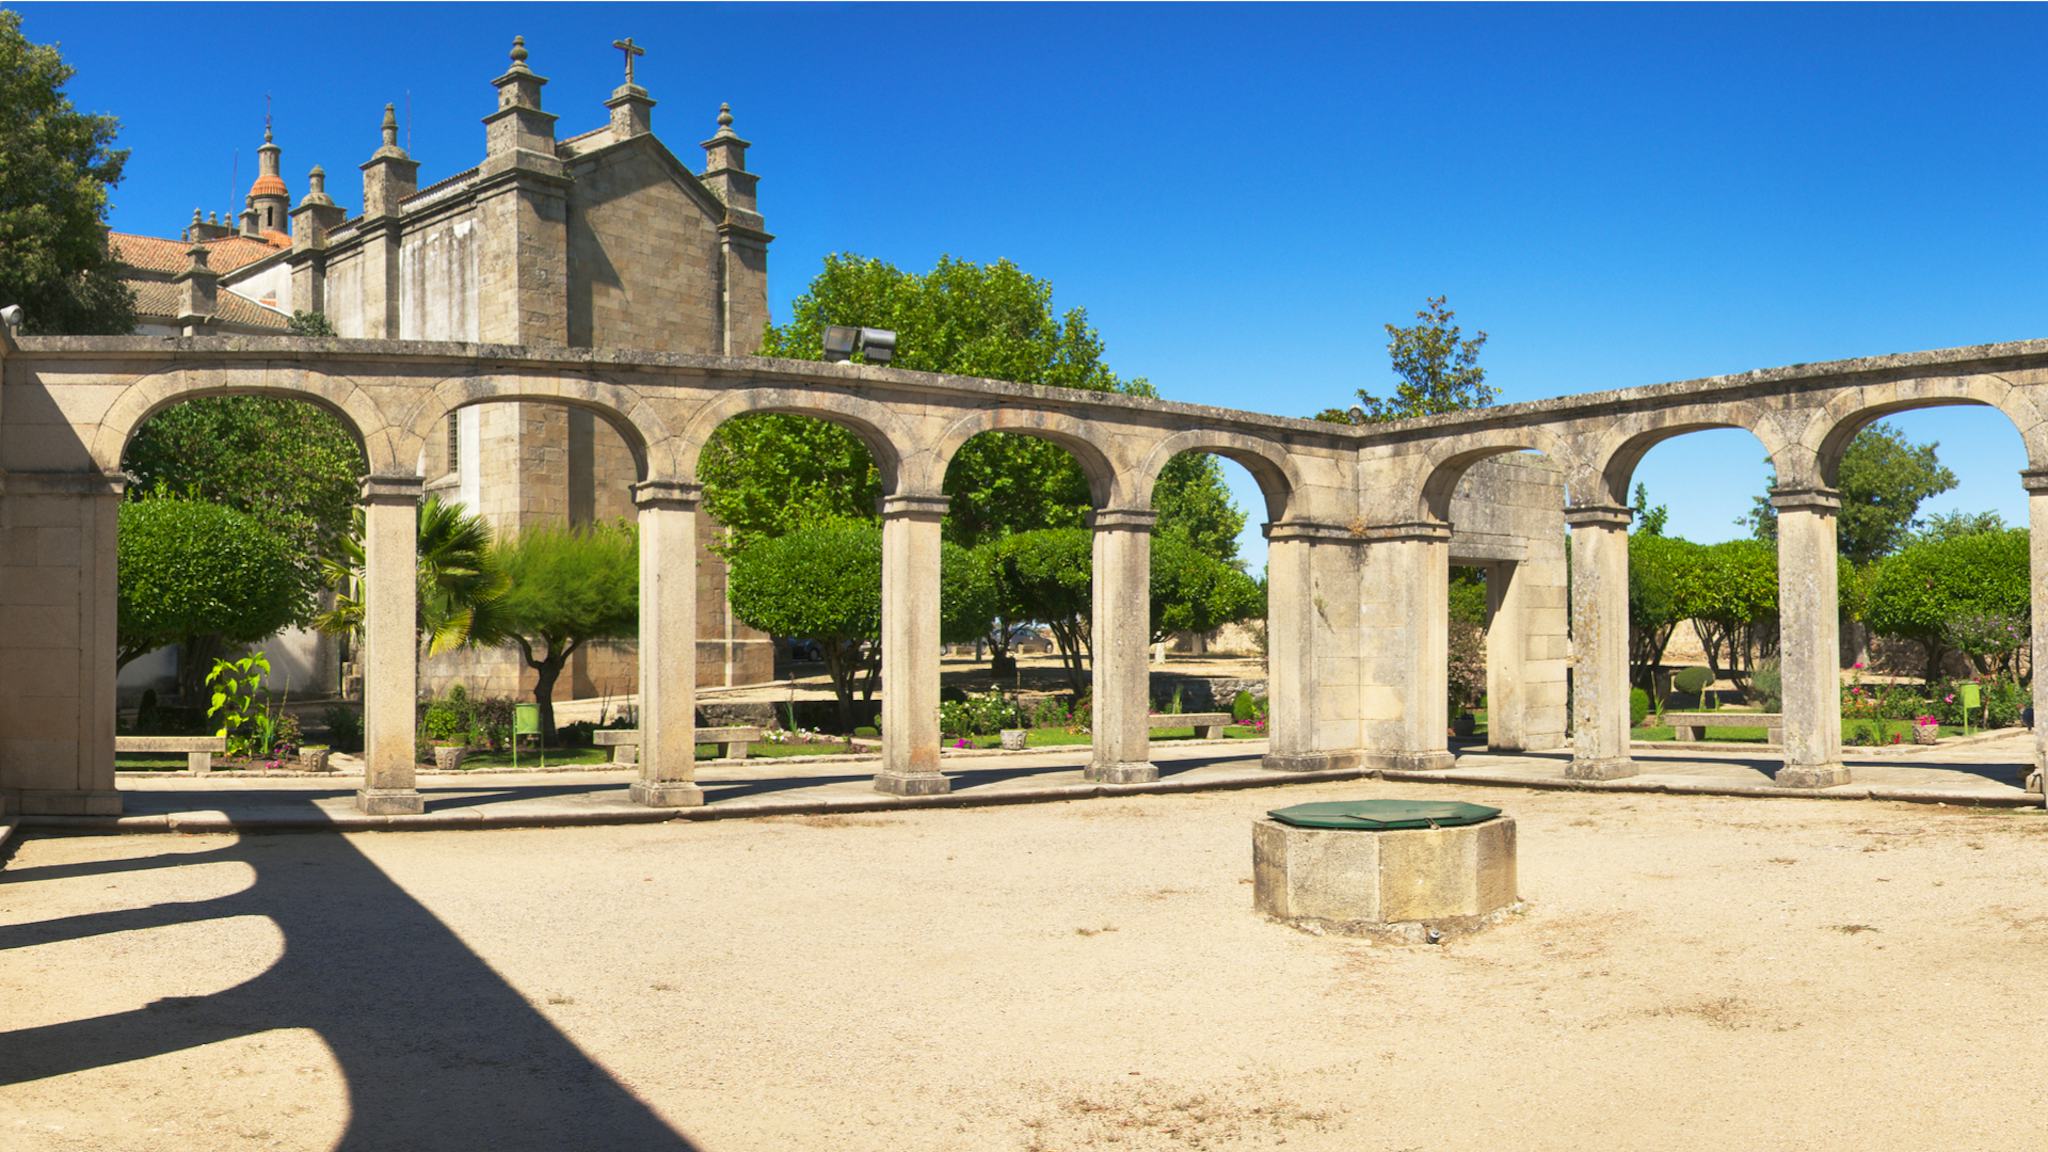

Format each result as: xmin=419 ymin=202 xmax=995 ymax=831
xmin=1381 ymin=769 xmax=2044 ymax=809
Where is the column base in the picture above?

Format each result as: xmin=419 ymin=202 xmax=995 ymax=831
xmin=1261 ymin=750 xmax=1364 ymax=774
xmin=1565 ymin=757 xmax=1637 ymax=781
xmin=1365 ymin=750 xmax=1457 ymax=773
xmin=2026 ymin=767 xmax=2043 ymax=795
xmin=1776 ymin=763 xmax=1851 ymax=789
xmin=356 ymin=788 xmax=425 ymax=815
xmin=18 ymin=789 xmax=122 ymax=816
xmin=628 ymin=781 xmax=705 ymax=808
xmin=873 ymin=771 xmax=951 ymax=796
xmin=1085 ymin=761 xmax=1160 ymax=784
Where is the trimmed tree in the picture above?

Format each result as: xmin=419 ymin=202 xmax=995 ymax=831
xmin=1674 ymin=538 xmax=1778 ymax=687
xmin=488 ymin=521 xmax=640 ymax=744
xmin=1862 ymin=528 xmax=2030 ymax=681
xmin=0 ymin=11 xmax=135 ymax=335
xmin=1628 ymin=532 xmax=1697 ymax=689
xmin=117 ymin=499 xmax=298 ymax=700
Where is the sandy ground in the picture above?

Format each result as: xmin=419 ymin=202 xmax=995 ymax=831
xmin=5 ymin=780 xmax=2048 ymax=1151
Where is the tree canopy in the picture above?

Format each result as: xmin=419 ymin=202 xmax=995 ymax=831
xmin=487 ymin=521 xmax=640 ymax=741
xmin=1862 ymin=528 xmax=2030 ymax=681
xmin=0 ymin=11 xmax=134 ymax=335
xmin=1320 ymin=295 xmax=1494 ymax=423
xmin=125 ymin=396 xmax=367 ymax=625
xmin=1747 ymin=421 xmax=1956 ymax=565
xmin=117 ymin=499 xmax=298 ymax=692
xmin=699 ymin=253 xmax=1245 ymax=561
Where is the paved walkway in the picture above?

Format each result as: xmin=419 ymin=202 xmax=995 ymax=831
xmin=14 ymin=730 xmax=2038 ymax=835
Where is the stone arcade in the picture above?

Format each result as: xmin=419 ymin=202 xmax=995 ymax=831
xmin=4 ymin=327 xmax=2046 ymax=817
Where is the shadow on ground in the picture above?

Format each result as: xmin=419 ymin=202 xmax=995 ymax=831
xmin=0 ymin=816 xmax=700 ymax=1150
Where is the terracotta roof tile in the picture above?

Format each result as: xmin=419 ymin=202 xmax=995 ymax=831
xmin=110 ymin=231 xmax=289 ymax=276
xmin=125 ymin=279 xmax=291 ymax=331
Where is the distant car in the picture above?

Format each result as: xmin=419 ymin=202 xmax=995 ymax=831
xmin=1004 ymin=625 xmax=1055 ymax=655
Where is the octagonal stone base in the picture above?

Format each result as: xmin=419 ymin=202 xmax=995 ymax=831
xmin=356 ymin=788 xmax=424 ymax=816
xmin=1775 ymin=763 xmax=1851 ymax=789
xmin=1253 ymin=814 xmax=1519 ymax=941
xmin=1085 ymin=761 xmax=1159 ymax=785
xmin=873 ymin=771 xmax=951 ymax=796
xmin=628 ymin=781 xmax=705 ymax=808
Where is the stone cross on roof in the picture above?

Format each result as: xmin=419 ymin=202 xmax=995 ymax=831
xmin=613 ymin=37 xmax=645 ymax=86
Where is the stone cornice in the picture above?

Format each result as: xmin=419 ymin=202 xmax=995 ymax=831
xmin=1769 ymin=486 xmax=1843 ymax=513
xmin=1563 ymin=504 xmax=1633 ymax=529
xmin=632 ymin=479 xmax=701 ymax=510
xmin=1262 ymin=519 xmax=1360 ymax=545
xmin=360 ymin=474 xmax=425 ymax=505
xmin=1087 ymin=508 xmax=1158 ymax=532
xmin=1359 ymin=519 xmax=1453 ymax=544
xmin=2021 ymin=468 xmax=2048 ymax=494
xmin=877 ymin=494 xmax=949 ymax=521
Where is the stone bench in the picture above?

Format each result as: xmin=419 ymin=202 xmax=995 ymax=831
xmin=1663 ymin=711 xmax=1782 ymax=745
xmin=1148 ymin=712 xmax=1234 ymax=739
xmin=115 ymin=735 xmax=227 ymax=775
xmin=593 ymin=726 xmax=760 ymax=764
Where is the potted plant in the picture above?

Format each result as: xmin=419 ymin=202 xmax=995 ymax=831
xmin=1913 ymin=714 xmax=1941 ymax=745
xmin=299 ymin=743 xmax=333 ymax=772
xmin=432 ymin=742 xmax=469 ymax=771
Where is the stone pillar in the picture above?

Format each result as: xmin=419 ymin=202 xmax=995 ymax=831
xmin=700 ymin=105 xmax=772 ymax=356
xmin=876 ymin=495 xmax=950 ymax=795
xmin=1359 ymin=523 xmax=1455 ymax=771
xmin=629 ymin=482 xmax=703 ymax=807
xmin=1087 ymin=508 xmax=1157 ymax=784
xmin=2025 ymin=469 xmax=2048 ymax=796
xmin=1565 ymin=504 xmax=1635 ymax=780
xmin=1484 ymin=560 xmax=1530 ymax=751
xmin=358 ymin=476 xmax=424 ymax=815
xmin=1773 ymin=487 xmax=1849 ymax=788
xmin=1262 ymin=520 xmax=1360 ymax=772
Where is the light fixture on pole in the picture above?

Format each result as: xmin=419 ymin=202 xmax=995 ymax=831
xmin=822 ymin=325 xmax=859 ymax=362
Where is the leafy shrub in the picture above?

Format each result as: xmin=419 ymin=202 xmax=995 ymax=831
xmin=1447 ymin=619 xmax=1486 ymax=709
xmin=1031 ymin=695 xmax=1074 ymax=729
xmin=940 ymin=690 xmax=1023 ymax=737
xmin=419 ymin=699 xmax=466 ymax=743
xmin=1672 ymin=666 xmax=1713 ymax=707
xmin=1749 ymin=660 xmax=1783 ymax=713
xmin=322 ymin=705 xmax=363 ymax=753
xmin=557 ymin=720 xmax=598 ymax=748
xmin=1231 ymin=690 xmax=1257 ymax=723
xmin=467 ymin=696 xmax=517 ymax=751
xmin=1629 ymin=687 xmax=1650 ymax=728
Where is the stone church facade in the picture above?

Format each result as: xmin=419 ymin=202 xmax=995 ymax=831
xmin=108 ymin=37 xmax=776 ymax=698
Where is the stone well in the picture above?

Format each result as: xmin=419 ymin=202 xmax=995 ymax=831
xmin=1253 ymin=800 xmax=1520 ymax=940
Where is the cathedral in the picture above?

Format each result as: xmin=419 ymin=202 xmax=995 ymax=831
xmin=109 ymin=37 xmax=776 ymax=699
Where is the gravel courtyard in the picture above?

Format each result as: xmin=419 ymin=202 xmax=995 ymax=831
xmin=5 ymin=781 xmax=2048 ymax=1151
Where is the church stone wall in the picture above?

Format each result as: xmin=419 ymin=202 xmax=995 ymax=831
xmin=323 ymin=250 xmax=363 ymax=336
xmin=398 ymin=216 xmax=482 ymax=341
xmin=566 ymin=147 xmax=723 ymax=353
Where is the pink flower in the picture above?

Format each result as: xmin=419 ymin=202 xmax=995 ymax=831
xmin=1853 ymin=662 xmax=1866 ymax=671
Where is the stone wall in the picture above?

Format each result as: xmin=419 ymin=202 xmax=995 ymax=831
xmin=566 ymin=145 xmax=724 ymax=353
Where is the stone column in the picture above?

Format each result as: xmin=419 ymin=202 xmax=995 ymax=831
xmin=1773 ymin=487 xmax=1850 ymax=788
xmin=629 ymin=481 xmax=703 ymax=807
xmin=1565 ymin=504 xmax=1636 ymax=780
xmin=875 ymin=494 xmax=950 ymax=795
xmin=1261 ymin=522 xmax=1318 ymax=771
xmin=1087 ymin=508 xmax=1157 ymax=784
xmin=358 ymin=476 xmax=424 ymax=815
xmin=1484 ymin=560 xmax=1529 ymax=752
xmin=2025 ymin=470 xmax=2048 ymax=796
xmin=1360 ymin=523 xmax=1456 ymax=771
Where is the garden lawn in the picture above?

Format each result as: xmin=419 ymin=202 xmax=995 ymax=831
xmin=956 ymin=724 xmax=1265 ymax=749
xmin=1634 ymin=718 xmax=1973 ymax=744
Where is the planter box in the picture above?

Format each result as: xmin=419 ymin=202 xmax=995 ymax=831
xmin=432 ymin=745 xmax=469 ymax=772
xmin=1913 ymin=725 xmax=1941 ymax=745
xmin=999 ymin=728 xmax=1028 ymax=751
xmin=299 ymin=747 xmax=333 ymax=772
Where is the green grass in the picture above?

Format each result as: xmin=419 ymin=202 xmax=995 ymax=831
xmin=745 ymin=740 xmax=859 ymax=759
xmin=953 ymin=724 xmax=1266 ymax=749
xmin=455 ymin=747 xmax=613 ymax=769
xmin=1634 ymin=717 xmax=1972 ymax=744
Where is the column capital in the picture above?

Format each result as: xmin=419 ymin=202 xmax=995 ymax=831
xmin=877 ymin=493 xmax=949 ymax=521
xmin=1359 ymin=519 xmax=1452 ymax=544
xmin=1769 ymin=486 xmax=1842 ymax=513
xmin=2021 ymin=468 xmax=2048 ymax=494
xmin=1262 ymin=518 xmax=1360 ymax=545
xmin=1563 ymin=504 xmax=1632 ymax=529
xmin=359 ymin=474 xmax=425 ymax=505
xmin=632 ymin=479 xmax=702 ymax=511
xmin=1087 ymin=507 xmax=1158 ymax=532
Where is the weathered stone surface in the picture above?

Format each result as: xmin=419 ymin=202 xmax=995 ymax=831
xmin=1252 ymin=815 xmax=1519 ymax=939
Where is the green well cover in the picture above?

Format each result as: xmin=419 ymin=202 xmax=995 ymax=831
xmin=1267 ymin=799 xmax=1501 ymax=830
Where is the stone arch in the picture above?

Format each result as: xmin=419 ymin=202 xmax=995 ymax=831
xmin=403 ymin=371 xmax=668 ymax=483
xmin=676 ymin=387 xmax=915 ymax=494
xmin=925 ymin=406 xmax=1126 ymax=507
xmin=91 ymin=361 xmax=391 ymax=474
xmin=1810 ymin=374 xmax=2048 ymax=484
xmin=1414 ymin=424 xmax=1578 ymax=522
xmin=1588 ymin=402 xmax=1787 ymax=504
xmin=1130 ymin=429 xmax=1303 ymax=523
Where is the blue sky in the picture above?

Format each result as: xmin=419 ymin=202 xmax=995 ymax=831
xmin=17 ymin=3 xmax=2046 ymax=565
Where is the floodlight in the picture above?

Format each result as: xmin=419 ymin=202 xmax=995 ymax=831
xmin=822 ymin=325 xmax=859 ymax=362
xmin=857 ymin=327 xmax=897 ymax=365
xmin=0 ymin=304 xmax=22 ymax=329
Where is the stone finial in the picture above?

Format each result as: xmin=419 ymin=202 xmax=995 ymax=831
xmin=301 ymin=165 xmax=335 ymax=207
xmin=174 ymin=241 xmax=219 ymax=325
xmin=486 ymin=34 xmax=557 ymax=159
xmin=510 ymin=35 xmax=529 ymax=67
xmin=717 ymin=102 xmax=734 ymax=133
xmin=372 ymin=102 xmax=409 ymax=161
